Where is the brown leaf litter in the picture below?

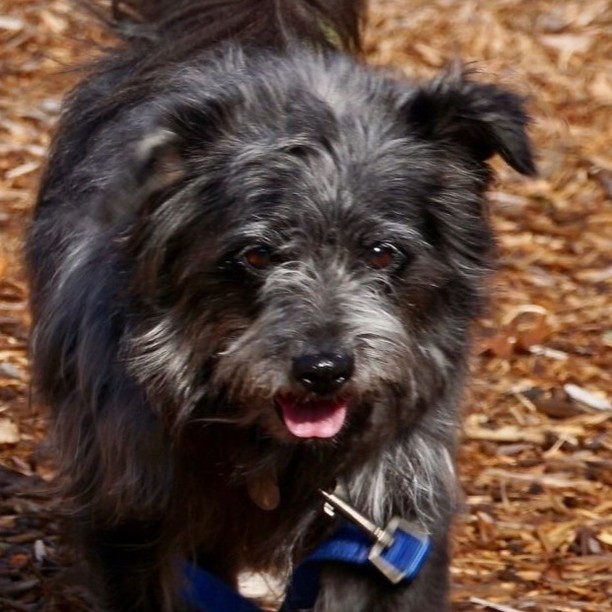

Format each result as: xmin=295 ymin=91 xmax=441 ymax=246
xmin=1 ymin=1 xmax=610 ymax=610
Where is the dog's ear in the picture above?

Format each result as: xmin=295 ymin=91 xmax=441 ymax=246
xmin=100 ymin=129 xmax=186 ymax=225
xmin=131 ymin=95 xmax=231 ymax=189
xmin=132 ymin=130 xmax=187 ymax=193
xmin=403 ymin=67 xmax=536 ymax=176
xmin=102 ymin=98 xmax=228 ymax=224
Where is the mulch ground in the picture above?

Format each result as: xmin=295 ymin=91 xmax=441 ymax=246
xmin=1 ymin=1 xmax=610 ymax=610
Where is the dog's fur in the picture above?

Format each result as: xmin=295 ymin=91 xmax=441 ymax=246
xmin=28 ymin=1 xmax=535 ymax=610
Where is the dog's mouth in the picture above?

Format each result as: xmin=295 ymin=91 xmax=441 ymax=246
xmin=275 ymin=393 xmax=348 ymax=439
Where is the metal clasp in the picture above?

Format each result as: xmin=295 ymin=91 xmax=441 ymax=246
xmin=319 ymin=489 xmax=394 ymax=548
xmin=368 ymin=516 xmax=428 ymax=583
xmin=318 ymin=489 xmax=430 ymax=584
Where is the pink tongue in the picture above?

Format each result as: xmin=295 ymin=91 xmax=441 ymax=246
xmin=277 ymin=396 xmax=348 ymax=439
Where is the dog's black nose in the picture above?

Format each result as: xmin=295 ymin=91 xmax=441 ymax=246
xmin=292 ymin=352 xmax=354 ymax=395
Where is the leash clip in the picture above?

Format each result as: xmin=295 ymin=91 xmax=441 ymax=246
xmin=320 ymin=489 xmax=394 ymax=547
xmin=319 ymin=489 xmax=430 ymax=584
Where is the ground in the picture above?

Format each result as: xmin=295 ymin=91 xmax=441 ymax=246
xmin=0 ymin=1 xmax=610 ymax=610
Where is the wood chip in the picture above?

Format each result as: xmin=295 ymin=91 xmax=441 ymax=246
xmin=0 ymin=418 xmax=20 ymax=444
xmin=564 ymin=384 xmax=611 ymax=411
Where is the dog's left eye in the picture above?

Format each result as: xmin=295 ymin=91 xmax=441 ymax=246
xmin=242 ymin=245 xmax=274 ymax=271
xmin=364 ymin=243 xmax=403 ymax=270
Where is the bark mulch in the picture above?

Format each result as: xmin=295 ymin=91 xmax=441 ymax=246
xmin=1 ymin=1 xmax=610 ymax=610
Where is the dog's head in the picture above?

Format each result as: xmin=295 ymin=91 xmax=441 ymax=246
xmin=119 ymin=54 xmax=534 ymax=454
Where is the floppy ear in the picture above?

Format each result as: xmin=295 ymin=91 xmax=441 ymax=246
xmin=404 ymin=67 xmax=536 ymax=176
xmin=101 ymin=97 xmax=229 ymax=224
xmin=131 ymin=130 xmax=187 ymax=192
xmin=99 ymin=129 xmax=186 ymax=225
xmin=130 ymin=92 xmax=232 ymax=188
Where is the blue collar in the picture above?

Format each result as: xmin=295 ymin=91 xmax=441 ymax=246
xmin=182 ymin=563 xmax=261 ymax=612
xmin=281 ymin=520 xmax=431 ymax=610
xmin=182 ymin=501 xmax=431 ymax=611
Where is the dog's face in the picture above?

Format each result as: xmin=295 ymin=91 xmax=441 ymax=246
xmin=121 ymin=55 xmax=534 ymax=453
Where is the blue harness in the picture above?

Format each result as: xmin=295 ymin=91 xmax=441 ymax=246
xmin=182 ymin=493 xmax=431 ymax=611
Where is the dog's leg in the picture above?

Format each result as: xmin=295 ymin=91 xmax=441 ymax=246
xmin=81 ymin=518 xmax=181 ymax=611
xmin=314 ymin=532 xmax=451 ymax=612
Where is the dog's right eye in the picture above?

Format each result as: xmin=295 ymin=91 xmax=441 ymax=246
xmin=241 ymin=245 xmax=274 ymax=271
xmin=364 ymin=242 xmax=404 ymax=271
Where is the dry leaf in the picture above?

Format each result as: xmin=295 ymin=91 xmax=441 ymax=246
xmin=564 ymin=384 xmax=611 ymax=411
xmin=0 ymin=417 xmax=20 ymax=444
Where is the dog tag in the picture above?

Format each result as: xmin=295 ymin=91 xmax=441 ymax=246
xmin=247 ymin=469 xmax=280 ymax=511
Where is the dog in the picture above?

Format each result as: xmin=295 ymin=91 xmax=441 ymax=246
xmin=28 ymin=0 xmax=535 ymax=610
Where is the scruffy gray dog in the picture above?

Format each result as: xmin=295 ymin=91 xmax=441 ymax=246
xmin=28 ymin=0 xmax=535 ymax=610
